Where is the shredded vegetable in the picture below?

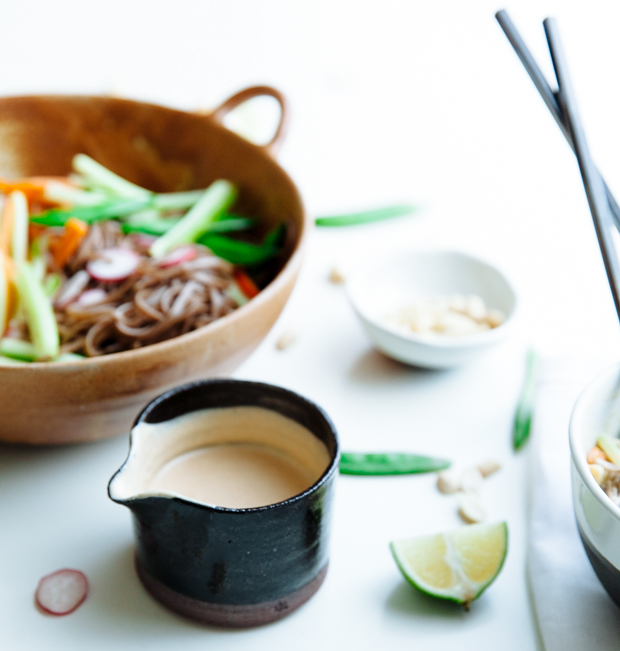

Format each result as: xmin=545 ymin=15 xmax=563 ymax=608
xmin=149 ymin=180 xmax=237 ymax=258
xmin=0 ymin=155 xmax=286 ymax=362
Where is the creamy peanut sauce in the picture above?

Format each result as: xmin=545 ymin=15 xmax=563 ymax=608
xmin=110 ymin=406 xmax=331 ymax=508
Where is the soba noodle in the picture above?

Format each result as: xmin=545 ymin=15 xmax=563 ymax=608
xmin=54 ymin=222 xmax=238 ymax=356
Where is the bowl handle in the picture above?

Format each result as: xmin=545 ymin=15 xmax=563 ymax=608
xmin=209 ymin=86 xmax=289 ymax=156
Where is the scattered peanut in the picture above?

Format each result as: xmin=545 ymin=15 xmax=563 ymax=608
xmin=276 ymin=329 xmax=297 ymax=351
xmin=457 ymin=492 xmax=486 ymax=524
xmin=460 ymin=468 xmax=484 ymax=494
xmin=437 ymin=470 xmax=461 ymax=494
xmin=386 ymin=294 xmax=506 ymax=338
xmin=328 ymin=265 xmax=346 ymax=284
xmin=477 ymin=460 xmax=501 ymax=479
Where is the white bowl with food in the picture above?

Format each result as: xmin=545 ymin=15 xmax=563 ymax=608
xmin=570 ymin=364 xmax=620 ymax=606
xmin=346 ymin=249 xmax=517 ymax=369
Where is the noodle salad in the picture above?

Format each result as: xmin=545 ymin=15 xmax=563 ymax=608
xmin=0 ymin=155 xmax=284 ymax=362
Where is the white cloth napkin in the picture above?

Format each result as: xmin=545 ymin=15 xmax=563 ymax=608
xmin=529 ymin=357 xmax=620 ymax=650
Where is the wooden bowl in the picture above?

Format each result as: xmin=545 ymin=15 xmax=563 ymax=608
xmin=0 ymin=87 xmax=307 ymax=444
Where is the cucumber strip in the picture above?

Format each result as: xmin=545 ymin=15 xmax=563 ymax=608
xmin=0 ymin=252 xmax=7 ymax=335
xmin=224 ymin=281 xmax=249 ymax=307
xmin=513 ymin=349 xmax=539 ymax=450
xmin=0 ymin=355 xmax=26 ymax=366
xmin=10 ymin=191 xmax=29 ymax=263
xmin=206 ymin=217 xmax=255 ymax=233
xmin=0 ymin=337 xmax=39 ymax=361
xmin=340 ymin=452 xmax=450 ymax=475
xmin=44 ymin=181 xmax=108 ymax=206
xmin=54 ymin=352 xmax=86 ymax=362
xmin=152 ymin=190 xmax=204 ymax=211
xmin=14 ymin=262 xmax=59 ymax=359
xmin=44 ymin=273 xmax=61 ymax=298
xmin=597 ymin=434 xmax=620 ymax=466
xmin=150 ymin=180 xmax=237 ymax=258
xmin=72 ymin=154 xmax=152 ymax=201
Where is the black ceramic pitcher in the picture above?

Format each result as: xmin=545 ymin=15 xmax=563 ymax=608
xmin=108 ymin=379 xmax=339 ymax=628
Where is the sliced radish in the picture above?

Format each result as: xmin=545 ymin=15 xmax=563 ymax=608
xmin=55 ymin=270 xmax=90 ymax=308
xmin=35 ymin=569 xmax=89 ymax=616
xmin=86 ymin=248 xmax=140 ymax=283
xmin=77 ymin=288 xmax=107 ymax=307
xmin=132 ymin=234 xmax=157 ymax=249
xmin=158 ymin=245 xmax=198 ymax=268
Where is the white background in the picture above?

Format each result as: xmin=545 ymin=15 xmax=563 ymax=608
xmin=2 ymin=1 xmax=620 ymax=648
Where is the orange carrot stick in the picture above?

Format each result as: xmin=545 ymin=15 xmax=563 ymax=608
xmin=233 ymin=269 xmax=260 ymax=299
xmin=0 ymin=176 xmax=72 ymax=206
xmin=49 ymin=218 xmax=89 ymax=268
xmin=0 ymin=195 xmax=14 ymax=256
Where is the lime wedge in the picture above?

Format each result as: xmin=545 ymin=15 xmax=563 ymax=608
xmin=390 ymin=521 xmax=508 ymax=608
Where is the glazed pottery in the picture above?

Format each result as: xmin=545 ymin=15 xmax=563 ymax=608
xmin=108 ymin=379 xmax=340 ymax=627
xmin=0 ymin=87 xmax=308 ymax=444
xmin=570 ymin=363 xmax=620 ymax=607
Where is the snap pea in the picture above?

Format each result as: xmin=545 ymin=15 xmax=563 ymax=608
xmin=339 ymin=452 xmax=450 ymax=475
xmin=513 ymin=349 xmax=539 ymax=450
xmin=315 ymin=204 xmax=418 ymax=227
xmin=200 ymin=223 xmax=285 ymax=266
xmin=31 ymin=198 xmax=151 ymax=226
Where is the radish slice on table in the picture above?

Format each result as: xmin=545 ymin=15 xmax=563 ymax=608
xmin=158 ymin=245 xmax=197 ymax=268
xmin=35 ymin=569 xmax=88 ymax=616
xmin=87 ymin=248 xmax=140 ymax=282
xmin=77 ymin=288 xmax=107 ymax=307
xmin=54 ymin=270 xmax=90 ymax=308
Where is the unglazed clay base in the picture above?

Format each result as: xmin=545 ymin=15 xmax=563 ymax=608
xmin=136 ymin=558 xmax=328 ymax=627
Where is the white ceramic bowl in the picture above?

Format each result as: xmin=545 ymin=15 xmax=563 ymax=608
xmin=570 ymin=364 xmax=620 ymax=605
xmin=346 ymin=249 xmax=517 ymax=369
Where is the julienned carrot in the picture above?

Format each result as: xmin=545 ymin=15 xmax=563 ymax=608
xmin=0 ymin=176 xmax=71 ymax=205
xmin=50 ymin=218 xmax=89 ymax=268
xmin=233 ymin=269 xmax=259 ymax=299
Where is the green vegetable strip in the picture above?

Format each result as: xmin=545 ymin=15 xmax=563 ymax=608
xmin=31 ymin=256 xmax=46 ymax=282
xmin=315 ymin=204 xmax=418 ymax=227
xmin=152 ymin=190 xmax=205 ymax=211
xmin=44 ymin=181 xmax=108 ymax=206
xmin=339 ymin=452 xmax=450 ymax=475
xmin=14 ymin=262 xmax=59 ymax=359
xmin=0 ymin=355 xmax=26 ymax=366
xmin=224 ymin=282 xmax=249 ymax=307
xmin=0 ymin=253 xmax=7 ymax=335
xmin=513 ymin=349 xmax=539 ymax=450
xmin=55 ymin=352 xmax=86 ymax=362
xmin=11 ymin=191 xmax=29 ymax=263
xmin=31 ymin=198 xmax=151 ymax=226
xmin=200 ymin=234 xmax=277 ymax=265
xmin=72 ymin=154 xmax=152 ymax=201
xmin=44 ymin=273 xmax=61 ymax=298
xmin=0 ymin=337 xmax=39 ymax=361
xmin=206 ymin=217 xmax=255 ymax=234
xmin=597 ymin=434 xmax=620 ymax=466
xmin=150 ymin=180 xmax=237 ymax=258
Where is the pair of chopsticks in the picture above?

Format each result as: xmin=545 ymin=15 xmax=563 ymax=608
xmin=496 ymin=11 xmax=620 ymax=321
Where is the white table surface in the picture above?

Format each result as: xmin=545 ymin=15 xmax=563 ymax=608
xmin=3 ymin=1 xmax=620 ymax=648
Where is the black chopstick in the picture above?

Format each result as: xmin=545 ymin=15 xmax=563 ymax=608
xmin=495 ymin=10 xmax=620 ymax=232
xmin=543 ymin=17 xmax=620 ymax=321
